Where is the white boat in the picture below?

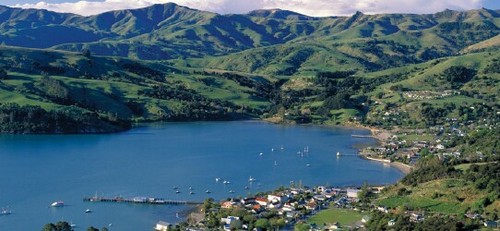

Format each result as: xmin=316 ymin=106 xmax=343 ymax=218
xmin=205 ymin=190 xmax=211 ymax=194
xmin=336 ymin=151 xmax=341 ymax=156
xmin=189 ymin=191 xmax=195 ymax=195
xmin=229 ymin=190 xmax=235 ymax=194
xmin=51 ymin=201 xmax=64 ymax=207
xmin=306 ymin=163 xmax=311 ymax=167
xmin=1 ymin=208 xmax=11 ymax=215
xmin=259 ymin=152 xmax=264 ymax=156
xmin=175 ymin=190 xmax=180 ymax=194
xmin=215 ymin=178 xmax=221 ymax=182
xmin=85 ymin=209 xmax=92 ymax=213
xmin=280 ymin=145 xmax=284 ymax=150
xmin=223 ymin=180 xmax=231 ymax=184
xmin=248 ymin=176 xmax=256 ymax=182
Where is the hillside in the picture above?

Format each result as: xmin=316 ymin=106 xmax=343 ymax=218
xmin=0 ymin=4 xmax=498 ymax=133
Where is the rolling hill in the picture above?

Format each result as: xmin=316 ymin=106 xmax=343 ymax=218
xmin=0 ymin=4 xmax=498 ymax=133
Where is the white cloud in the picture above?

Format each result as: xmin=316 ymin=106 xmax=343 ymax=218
xmin=13 ymin=0 xmax=485 ymax=17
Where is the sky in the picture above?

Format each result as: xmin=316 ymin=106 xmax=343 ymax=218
xmin=2 ymin=0 xmax=500 ymax=17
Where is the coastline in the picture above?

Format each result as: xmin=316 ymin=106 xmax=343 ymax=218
xmin=355 ymin=124 xmax=413 ymax=175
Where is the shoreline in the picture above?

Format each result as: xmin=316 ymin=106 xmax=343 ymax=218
xmin=355 ymin=124 xmax=413 ymax=175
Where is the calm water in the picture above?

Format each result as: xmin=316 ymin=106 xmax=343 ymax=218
xmin=0 ymin=121 xmax=403 ymax=230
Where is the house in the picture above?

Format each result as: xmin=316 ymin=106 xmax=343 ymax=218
xmin=388 ymin=219 xmax=396 ymax=227
xmin=377 ymin=206 xmax=389 ymax=213
xmin=305 ymin=201 xmax=318 ymax=210
xmin=464 ymin=213 xmax=481 ymax=219
xmin=484 ymin=220 xmax=498 ymax=228
xmin=410 ymin=213 xmax=424 ymax=222
xmin=347 ymin=189 xmax=360 ymax=198
xmin=221 ymin=201 xmax=233 ymax=209
xmin=361 ymin=215 xmax=370 ymax=223
xmin=252 ymin=204 xmax=264 ymax=213
xmin=221 ymin=216 xmax=240 ymax=225
xmin=328 ymin=222 xmax=340 ymax=230
xmin=255 ymin=197 xmax=268 ymax=206
xmin=267 ymin=194 xmax=288 ymax=204
xmin=282 ymin=203 xmax=295 ymax=212
xmin=241 ymin=197 xmax=255 ymax=205
xmin=155 ymin=221 xmax=171 ymax=231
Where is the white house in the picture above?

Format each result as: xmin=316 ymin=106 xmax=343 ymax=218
xmin=347 ymin=189 xmax=360 ymax=198
xmin=155 ymin=221 xmax=171 ymax=231
xmin=221 ymin=216 xmax=240 ymax=225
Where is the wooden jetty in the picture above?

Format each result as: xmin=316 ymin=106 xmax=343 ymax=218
xmin=351 ymin=135 xmax=374 ymax=138
xmin=83 ymin=196 xmax=202 ymax=205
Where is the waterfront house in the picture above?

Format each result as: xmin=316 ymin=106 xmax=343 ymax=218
xmin=155 ymin=221 xmax=171 ymax=231
xmin=255 ymin=197 xmax=269 ymax=206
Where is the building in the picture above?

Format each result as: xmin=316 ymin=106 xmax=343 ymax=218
xmin=155 ymin=221 xmax=171 ymax=231
xmin=484 ymin=221 xmax=498 ymax=228
xmin=347 ymin=189 xmax=360 ymax=198
xmin=388 ymin=219 xmax=396 ymax=227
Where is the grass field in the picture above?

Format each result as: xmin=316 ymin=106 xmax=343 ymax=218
xmin=308 ymin=208 xmax=367 ymax=227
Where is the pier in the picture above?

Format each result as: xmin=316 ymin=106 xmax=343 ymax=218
xmin=351 ymin=135 xmax=374 ymax=138
xmin=83 ymin=196 xmax=202 ymax=205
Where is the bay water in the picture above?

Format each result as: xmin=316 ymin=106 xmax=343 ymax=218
xmin=0 ymin=121 xmax=403 ymax=230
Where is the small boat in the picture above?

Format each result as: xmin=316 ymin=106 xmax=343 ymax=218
xmin=51 ymin=201 xmax=64 ymax=207
xmin=248 ymin=176 xmax=256 ymax=182
xmin=306 ymin=163 xmax=311 ymax=167
xmin=259 ymin=152 xmax=264 ymax=156
xmin=175 ymin=190 xmax=180 ymax=194
xmin=70 ymin=222 xmax=77 ymax=228
xmin=205 ymin=190 xmax=211 ymax=194
xmin=223 ymin=180 xmax=231 ymax=184
xmin=271 ymin=148 xmax=274 ymax=152
xmin=229 ymin=190 xmax=235 ymax=194
xmin=85 ymin=209 xmax=92 ymax=213
xmin=336 ymin=151 xmax=341 ymax=156
xmin=215 ymin=178 xmax=221 ymax=182
xmin=244 ymin=186 xmax=250 ymax=190
xmin=280 ymin=145 xmax=284 ymax=150
xmin=173 ymin=186 xmax=178 ymax=190
xmin=274 ymin=160 xmax=278 ymax=166
xmin=189 ymin=191 xmax=195 ymax=195
xmin=1 ymin=208 xmax=11 ymax=215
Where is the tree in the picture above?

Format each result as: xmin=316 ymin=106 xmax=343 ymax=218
xmin=42 ymin=221 xmax=72 ymax=231
xmin=255 ymin=218 xmax=269 ymax=230
xmin=358 ymin=182 xmax=371 ymax=203
xmin=0 ymin=68 xmax=7 ymax=80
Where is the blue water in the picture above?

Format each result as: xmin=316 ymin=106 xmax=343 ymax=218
xmin=0 ymin=121 xmax=403 ymax=230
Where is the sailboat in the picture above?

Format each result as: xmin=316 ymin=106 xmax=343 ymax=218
xmin=248 ymin=176 xmax=256 ymax=182
xmin=336 ymin=151 xmax=341 ymax=156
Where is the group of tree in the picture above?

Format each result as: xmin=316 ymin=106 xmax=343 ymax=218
xmin=42 ymin=221 xmax=108 ymax=231
xmin=0 ymin=103 xmax=130 ymax=134
xmin=401 ymin=156 xmax=460 ymax=186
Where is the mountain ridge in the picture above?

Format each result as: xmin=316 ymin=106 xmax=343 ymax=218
xmin=0 ymin=3 xmax=498 ymax=62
